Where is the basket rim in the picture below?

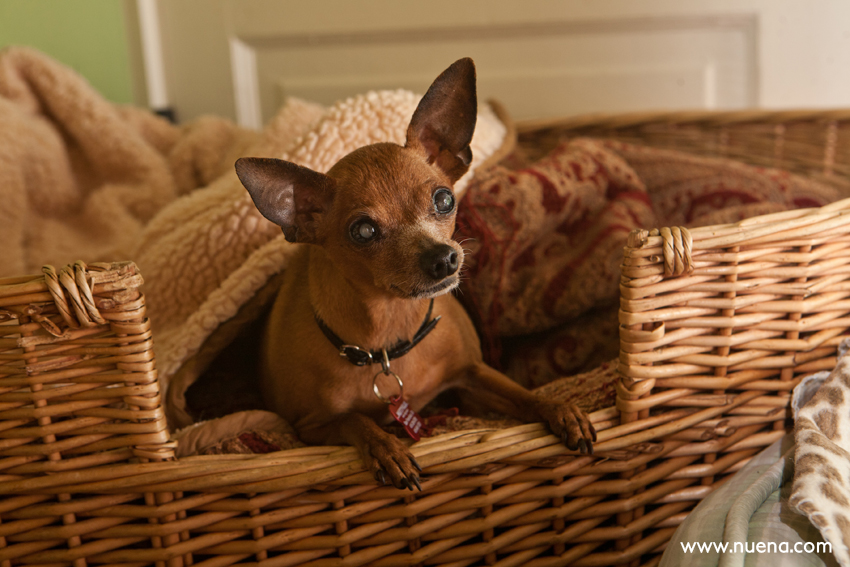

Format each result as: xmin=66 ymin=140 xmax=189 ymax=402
xmin=626 ymin=196 xmax=850 ymax=256
xmin=515 ymin=107 xmax=850 ymax=134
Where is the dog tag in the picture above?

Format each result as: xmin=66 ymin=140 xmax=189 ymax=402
xmin=389 ymin=396 xmax=427 ymax=441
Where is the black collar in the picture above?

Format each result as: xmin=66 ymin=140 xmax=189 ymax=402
xmin=315 ymin=299 xmax=440 ymax=367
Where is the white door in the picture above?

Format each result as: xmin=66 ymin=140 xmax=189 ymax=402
xmin=138 ymin=0 xmax=850 ymax=128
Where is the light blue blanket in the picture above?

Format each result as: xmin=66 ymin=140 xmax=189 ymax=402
xmin=661 ymin=436 xmax=838 ymax=567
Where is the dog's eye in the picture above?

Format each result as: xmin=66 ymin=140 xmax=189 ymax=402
xmin=433 ymin=188 xmax=455 ymax=214
xmin=350 ymin=219 xmax=378 ymax=244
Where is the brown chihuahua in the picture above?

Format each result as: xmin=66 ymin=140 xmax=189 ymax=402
xmin=235 ymin=58 xmax=595 ymax=490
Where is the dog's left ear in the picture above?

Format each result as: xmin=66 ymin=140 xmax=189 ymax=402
xmin=406 ymin=58 xmax=477 ymax=183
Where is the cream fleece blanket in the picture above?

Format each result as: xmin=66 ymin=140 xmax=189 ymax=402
xmin=0 ymin=47 xmax=260 ymax=277
xmin=0 ymin=47 xmax=510 ymax=427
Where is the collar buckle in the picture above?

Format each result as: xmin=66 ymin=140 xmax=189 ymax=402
xmin=318 ymin=298 xmax=439 ymax=368
xmin=339 ymin=345 xmax=373 ymax=366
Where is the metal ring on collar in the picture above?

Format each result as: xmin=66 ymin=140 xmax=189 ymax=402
xmin=380 ymin=348 xmax=391 ymax=374
xmin=373 ymin=370 xmax=404 ymax=404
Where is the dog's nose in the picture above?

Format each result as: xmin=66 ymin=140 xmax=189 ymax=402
xmin=421 ymin=244 xmax=459 ymax=280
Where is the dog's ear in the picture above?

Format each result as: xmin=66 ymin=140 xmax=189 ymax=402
xmin=406 ymin=57 xmax=477 ymax=183
xmin=235 ymin=157 xmax=334 ymax=244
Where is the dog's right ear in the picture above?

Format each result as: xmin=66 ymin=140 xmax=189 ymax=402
xmin=406 ymin=58 xmax=477 ymax=183
xmin=235 ymin=157 xmax=334 ymax=244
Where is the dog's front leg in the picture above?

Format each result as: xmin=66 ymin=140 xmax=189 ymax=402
xmin=460 ymin=364 xmax=596 ymax=454
xmin=299 ymin=412 xmax=422 ymax=491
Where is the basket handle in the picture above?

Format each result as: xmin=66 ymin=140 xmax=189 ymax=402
xmin=628 ymin=226 xmax=694 ymax=276
xmin=42 ymin=261 xmax=108 ymax=333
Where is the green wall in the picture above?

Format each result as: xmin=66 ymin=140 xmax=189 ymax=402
xmin=0 ymin=0 xmax=134 ymax=104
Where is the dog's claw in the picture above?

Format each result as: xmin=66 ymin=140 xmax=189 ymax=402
xmin=362 ymin=435 xmax=424 ymax=493
xmin=411 ymin=457 xmax=422 ymax=472
xmin=541 ymin=400 xmax=594 ymax=454
xmin=375 ymin=469 xmax=387 ymax=485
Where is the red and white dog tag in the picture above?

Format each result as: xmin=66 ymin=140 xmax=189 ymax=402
xmin=389 ymin=396 xmax=427 ymax=441
xmin=373 ymin=360 xmax=428 ymax=441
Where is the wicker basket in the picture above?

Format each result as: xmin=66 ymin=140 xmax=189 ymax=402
xmin=4 ymin=109 xmax=850 ymax=567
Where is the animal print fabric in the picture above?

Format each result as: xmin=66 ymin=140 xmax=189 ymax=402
xmin=791 ymin=347 xmax=850 ymax=566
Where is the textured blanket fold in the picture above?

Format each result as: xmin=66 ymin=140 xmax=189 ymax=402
xmin=0 ymin=47 xmax=268 ymax=279
xmin=0 ymin=47 xmax=174 ymax=275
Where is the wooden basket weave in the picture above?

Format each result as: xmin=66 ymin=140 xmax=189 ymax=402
xmin=4 ymin=109 xmax=850 ymax=567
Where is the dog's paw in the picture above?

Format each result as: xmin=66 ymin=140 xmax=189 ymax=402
xmin=536 ymin=400 xmax=597 ymax=455
xmin=362 ymin=435 xmax=422 ymax=491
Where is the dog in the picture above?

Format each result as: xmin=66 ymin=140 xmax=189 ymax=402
xmin=235 ymin=58 xmax=595 ymax=490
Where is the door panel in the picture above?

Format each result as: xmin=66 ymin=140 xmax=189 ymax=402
xmin=237 ymin=17 xmax=754 ymax=127
xmin=147 ymin=1 xmax=848 ymax=127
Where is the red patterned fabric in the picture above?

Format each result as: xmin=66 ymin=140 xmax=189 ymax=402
xmin=602 ymin=140 xmax=836 ymax=227
xmin=457 ymin=138 xmax=843 ymax=387
xmin=457 ymin=139 xmax=653 ymax=339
